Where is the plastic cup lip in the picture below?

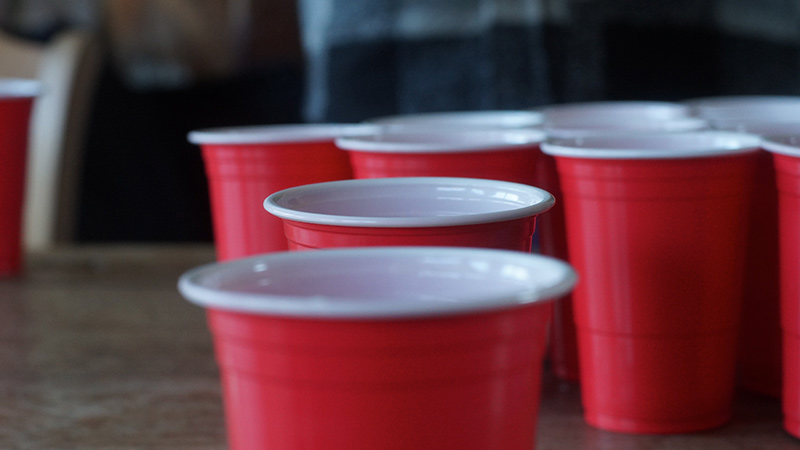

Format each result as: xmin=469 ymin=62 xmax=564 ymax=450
xmin=177 ymin=246 xmax=577 ymax=318
xmin=0 ymin=78 xmax=42 ymax=98
xmin=542 ymin=117 xmax=708 ymax=139
xmin=540 ymin=131 xmax=761 ymax=160
xmin=335 ymin=128 xmax=546 ymax=154
xmin=264 ymin=176 xmax=555 ymax=227
xmin=760 ymin=134 xmax=800 ymax=157
xmin=365 ymin=110 xmax=544 ymax=129
xmin=186 ymin=123 xmax=379 ymax=145
xmin=538 ymin=101 xmax=691 ymax=121
xmin=684 ymin=96 xmax=800 ymax=119
xmin=709 ymin=119 xmax=800 ymax=136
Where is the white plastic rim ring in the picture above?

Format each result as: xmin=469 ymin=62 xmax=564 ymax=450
xmin=685 ymin=96 xmax=800 ymax=119
xmin=264 ymin=177 xmax=555 ymax=227
xmin=0 ymin=78 xmax=41 ymax=98
xmin=710 ymin=119 xmax=800 ymax=136
xmin=540 ymin=131 xmax=761 ymax=159
xmin=366 ymin=110 xmax=544 ymax=128
xmin=761 ymin=135 xmax=800 ymax=157
xmin=539 ymin=101 xmax=691 ymax=121
xmin=187 ymin=123 xmax=378 ymax=145
xmin=542 ymin=117 xmax=708 ymax=139
xmin=177 ymin=246 xmax=577 ymax=318
xmin=335 ymin=128 xmax=546 ymax=153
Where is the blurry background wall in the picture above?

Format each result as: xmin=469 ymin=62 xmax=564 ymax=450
xmin=0 ymin=0 xmax=796 ymax=242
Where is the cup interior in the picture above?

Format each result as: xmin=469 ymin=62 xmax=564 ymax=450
xmin=178 ymin=246 xmax=576 ymax=318
xmin=264 ymin=177 xmax=554 ymax=227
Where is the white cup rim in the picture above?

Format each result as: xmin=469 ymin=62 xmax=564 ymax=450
xmin=539 ymin=100 xmax=691 ymax=120
xmin=335 ymin=128 xmax=546 ymax=153
xmin=540 ymin=131 xmax=761 ymax=159
xmin=264 ymin=177 xmax=555 ymax=227
xmin=366 ymin=110 xmax=544 ymax=128
xmin=761 ymin=134 xmax=800 ymax=157
xmin=0 ymin=78 xmax=41 ymax=98
xmin=710 ymin=119 xmax=800 ymax=136
xmin=178 ymin=246 xmax=577 ymax=318
xmin=542 ymin=117 xmax=708 ymax=139
xmin=187 ymin=123 xmax=378 ymax=145
xmin=684 ymin=96 xmax=800 ymax=119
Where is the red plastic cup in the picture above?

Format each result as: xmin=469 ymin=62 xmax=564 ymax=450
xmin=188 ymin=124 xmax=373 ymax=261
xmin=541 ymin=131 xmax=760 ymax=433
xmin=758 ymin=135 xmax=800 ymax=438
xmin=335 ymin=128 xmax=545 ymax=184
xmin=264 ymin=177 xmax=554 ymax=252
xmin=178 ymin=246 xmax=577 ymax=450
xmin=366 ymin=110 xmax=544 ymax=129
xmin=0 ymin=79 xmax=40 ymax=276
xmin=710 ymin=121 xmax=800 ymax=398
xmin=536 ymin=103 xmax=708 ymax=382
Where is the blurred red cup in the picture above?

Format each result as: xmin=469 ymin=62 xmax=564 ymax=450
xmin=264 ymin=176 xmax=554 ymax=252
xmin=0 ymin=79 xmax=41 ymax=276
xmin=758 ymin=135 xmax=800 ymax=438
xmin=709 ymin=120 xmax=800 ymax=398
xmin=542 ymin=131 xmax=760 ymax=433
xmin=178 ymin=246 xmax=576 ymax=450
xmin=188 ymin=124 xmax=373 ymax=261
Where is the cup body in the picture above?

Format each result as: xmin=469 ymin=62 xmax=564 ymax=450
xmin=188 ymin=124 xmax=369 ymax=261
xmin=536 ymin=103 xmax=707 ymax=382
xmin=0 ymin=79 xmax=40 ymax=275
xmin=759 ymin=135 xmax=800 ymax=437
xmin=178 ymin=247 xmax=576 ymax=450
xmin=542 ymin=132 xmax=759 ymax=433
xmin=264 ymin=177 xmax=554 ymax=253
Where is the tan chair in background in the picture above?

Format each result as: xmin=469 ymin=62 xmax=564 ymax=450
xmin=0 ymin=30 xmax=102 ymax=250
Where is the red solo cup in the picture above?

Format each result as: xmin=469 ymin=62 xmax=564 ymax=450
xmin=178 ymin=246 xmax=577 ymax=450
xmin=539 ymin=101 xmax=691 ymax=122
xmin=758 ymin=135 xmax=800 ymax=438
xmin=0 ymin=79 xmax=41 ymax=276
xmin=685 ymin=95 xmax=800 ymax=120
xmin=541 ymin=131 xmax=760 ymax=433
xmin=188 ymin=124 xmax=373 ymax=261
xmin=710 ymin=121 xmax=800 ymax=398
xmin=540 ymin=112 xmax=707 ymax=382
xmin=264 ymin=177 xmax=554 ymax=252
xmin=366 ymin=110 xmax=544 ymax=129
xmin=335 ymin=128 xmax=545 ymax=184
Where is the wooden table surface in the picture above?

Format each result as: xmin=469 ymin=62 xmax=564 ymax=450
xmin=2 ymin=245 xmax=796 ymax=449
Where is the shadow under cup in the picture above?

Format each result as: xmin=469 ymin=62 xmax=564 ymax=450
xmin=178 ymin=247 xmax=577 ymax=450
xmin=542 ymin=131 xmax=760 ymax=434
